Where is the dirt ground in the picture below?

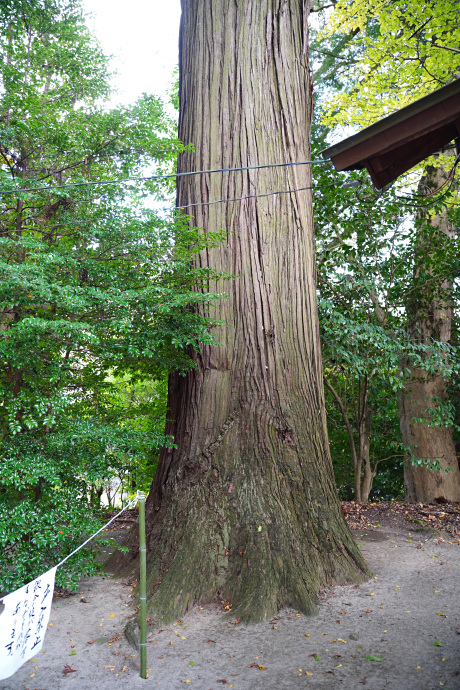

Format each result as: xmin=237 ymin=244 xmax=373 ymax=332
xmin=1 ymin=505 xmax=459 ymax=690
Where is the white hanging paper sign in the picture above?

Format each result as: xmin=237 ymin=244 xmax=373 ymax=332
xmin=0 ymin=567 xmax=56 ymax=681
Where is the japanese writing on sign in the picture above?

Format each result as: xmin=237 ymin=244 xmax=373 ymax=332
xmin=0 ymin=567 xmax=56 ymax=681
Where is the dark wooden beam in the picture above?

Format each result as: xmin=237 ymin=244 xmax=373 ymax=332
xmin=320 ymin=79 xmax=460 ymax=188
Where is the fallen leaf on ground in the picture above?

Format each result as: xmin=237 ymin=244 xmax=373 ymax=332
xmin=433 ymin=642 xmax=443 ymax=647
xmin=62 ymin=665 xmax=77 ymax=675
xmin=87 ymin=640 xmax=95 ymax=645
xmin=248 ymin=663 xmax=267 ymax=670
xmin=365 ymin=655 xmax=384 ymax=661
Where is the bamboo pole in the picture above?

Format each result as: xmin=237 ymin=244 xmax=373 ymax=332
xmin=137 ymin=491 xmax=147 ymax=679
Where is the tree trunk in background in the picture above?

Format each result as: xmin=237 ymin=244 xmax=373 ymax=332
xmin=400 ymin=161 xmax=460 ymax=503
xmin=324 ymin=374 xmax=374 ymax=503
xmin=358 ymin=394 xmax=374 ymax=503
xmin=111 ymin=0 xmax=369 ymax=624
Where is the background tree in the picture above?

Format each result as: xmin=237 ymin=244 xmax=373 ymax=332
xmin=311 ymin=142 xmax=457 ymax=502
xmin=399 ymin=159 xmax=460 ymax=501
xmin=321 ymin=300 xmax=406 ymax=502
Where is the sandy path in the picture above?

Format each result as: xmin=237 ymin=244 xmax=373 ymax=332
xmin=1 ymin=523 xmax=459 ymax=690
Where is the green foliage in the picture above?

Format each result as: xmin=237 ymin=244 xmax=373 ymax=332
xmin=0 ymin=0 xmax=226 ymax=592
xmin=309 ymin=0 xmax=460 ymax=499
xmin=311 ymin=121 xmax=459 ymax=498
xmin=87 ymin=372 xmax=170 ymax=505
xmin=321 ymin=0 xmax=460 ymax=128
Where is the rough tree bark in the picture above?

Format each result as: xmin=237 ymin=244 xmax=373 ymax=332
xmin=399 ymin=161 xmax=460 ymax=503
xmin=112 ymin=0 xmax=369 ymax=623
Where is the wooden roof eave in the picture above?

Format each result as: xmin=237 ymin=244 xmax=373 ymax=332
xmin=320 ymin=79 xmax=460 ymax=189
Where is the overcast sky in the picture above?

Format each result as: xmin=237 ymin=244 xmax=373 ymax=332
xmin=82 ymin=0 xmax=181 ymax=107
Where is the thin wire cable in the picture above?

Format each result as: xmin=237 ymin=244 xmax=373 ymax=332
xmin=393 ymin=174 xmax=459 ymax=209
xmin=173 ymin=179 xmax=360 ymax=210
xmin=0 ymin=159 xmax=330 ymax=196
xmin=354 ymin=164 xmax=460 ymax=210
xmin=54 ymin=496 xmax=138 ymax=569
xmin=0 ymin=179 xmax=359 ymax=228
xmin=394 ymin=153 xmax=460 ymax=201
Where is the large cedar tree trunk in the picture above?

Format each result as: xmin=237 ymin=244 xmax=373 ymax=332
xmin=400 ymin=161 xmax=460 ymax=502
xmin=112 ymin=0 xmax=369 ymax=623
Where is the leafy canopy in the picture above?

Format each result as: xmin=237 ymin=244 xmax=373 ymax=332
xmin=321 ymin=0 xmax=460 ymax=128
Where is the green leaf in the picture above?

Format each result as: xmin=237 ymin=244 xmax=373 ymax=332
xmin=365 ymin=655 xmax=384 ymax=662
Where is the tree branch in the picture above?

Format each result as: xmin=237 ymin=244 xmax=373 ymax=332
xmin=431 ymin=43 xmax=460 ymax=54
xmin=332 ymin=223 xmax=387 ymax=325
xmin=323 ymin=374 xmax=358 ymax=474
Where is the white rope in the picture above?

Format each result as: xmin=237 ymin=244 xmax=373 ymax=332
xmin=54 ymin=497 xmax=138 ymax=570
